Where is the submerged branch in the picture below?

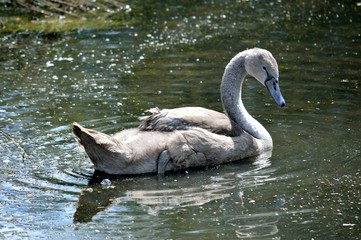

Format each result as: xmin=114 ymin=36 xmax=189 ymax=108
xmin=0 ymin=129 xmax=30 ymax=159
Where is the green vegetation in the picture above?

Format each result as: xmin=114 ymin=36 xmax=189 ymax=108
xmin=0 ymin=0 xmax=133 ymax=33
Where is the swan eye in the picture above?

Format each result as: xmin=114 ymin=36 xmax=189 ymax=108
xmin=262 ymin=66 xmax=267 ymax=71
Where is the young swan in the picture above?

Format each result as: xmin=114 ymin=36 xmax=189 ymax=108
xmin=73 ymin=48 xmax=285 ymax=175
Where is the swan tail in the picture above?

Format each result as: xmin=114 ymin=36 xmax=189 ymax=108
xmin=72 ymin=122 xmax=119 ymax=152
xmin=72 ymin=122 xmax=87 ymax=145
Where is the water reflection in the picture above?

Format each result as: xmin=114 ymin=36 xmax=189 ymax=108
xmin=75 ymin=174 xmax=233 ymax=222
xmin=74 ymin=152 xmax=294 ymax=238
xmin=228 ymin=213 xmax=280 ymax=239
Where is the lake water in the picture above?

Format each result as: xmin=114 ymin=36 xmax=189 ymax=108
xmin=0 ymin=1 xmax=360 ymax=239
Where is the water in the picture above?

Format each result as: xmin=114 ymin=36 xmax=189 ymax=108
xmin=1 ymin=1 xmax=360 ymax=239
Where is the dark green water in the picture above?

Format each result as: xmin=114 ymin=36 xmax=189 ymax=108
xmin=1 ymin=1 xmax=360 ymax=239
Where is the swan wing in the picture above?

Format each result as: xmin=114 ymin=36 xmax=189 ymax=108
xmin=139 ymin=107 xmax=243 ymax=136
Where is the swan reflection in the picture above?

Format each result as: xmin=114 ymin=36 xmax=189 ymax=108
xmin=74 ymin=152 xmax=283 ymax=239
xmin=74 ymin=170 xmax=236 ymax=222
xmin=123 ymin=182 xmax=234 ymax=215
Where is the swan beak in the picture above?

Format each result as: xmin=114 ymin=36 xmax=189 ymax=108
xmin=265 ymin=77 xmax=286 ymax=107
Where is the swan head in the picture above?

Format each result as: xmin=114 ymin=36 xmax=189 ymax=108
xmin=244 ymin=48 xmax=286 ymax=107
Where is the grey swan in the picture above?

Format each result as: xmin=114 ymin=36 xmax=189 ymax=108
xmin=72 ymin=48 xmax=285 ymax=175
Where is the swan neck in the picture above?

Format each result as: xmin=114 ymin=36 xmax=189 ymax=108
xmin=220 ymin=53 xmax=272 ymax=144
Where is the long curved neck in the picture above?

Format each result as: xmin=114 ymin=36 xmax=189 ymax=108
xmin=220 ymin=52 xmax=272 ymax=144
